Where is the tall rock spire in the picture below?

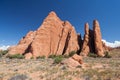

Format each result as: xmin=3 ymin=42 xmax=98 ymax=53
xmin=80 ymin=23 xmax=90 ymax=56
xmin=93 ymin=20 xmax=104 ymax=57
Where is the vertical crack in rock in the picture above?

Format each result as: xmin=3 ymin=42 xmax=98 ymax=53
xmin=62 ymin=31 xmax=71 ymax=55
xmin=77 ymin=34 xmax=83 ymax=54
xmin=55 ymin=27 xmax=65 ymax=55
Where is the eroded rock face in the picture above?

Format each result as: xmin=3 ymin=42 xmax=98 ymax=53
xmin=72 ymin=54 xmax=83 ymax=64
xmin=81 ymin=23 xmax=90 ymax=56
xmin=8 ymin=11 xmax=108 ymax=58
xmin=30 ymin=12 xmax=79 ymax=57
xmin=8 ymin=31 xmax=36 ymax=55
xmin=93 ymin=20 xmax=104 ymax=57
xmin=80 ymin=20 xmax=107 ymax=57
xmin=8 ymin=11 xmax=79 ymax=58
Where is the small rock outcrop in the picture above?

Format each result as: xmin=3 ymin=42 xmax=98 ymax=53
xmin=62 ymin=54 xmax=83 ymax=68
xmin=8 ymin=11 xmax=80 ymax=58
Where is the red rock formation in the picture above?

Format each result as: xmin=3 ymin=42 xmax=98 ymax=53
xmin=8 ymin=31 xmax=36 ymax=55
xmin=62 ymin=58 xmax=82 ymax=68
xmin=30 ymin=12 xmax=79 ymax=57
xmin=80 ymin=20 xmax=108 ymax=57
xmin=8 ymin=11 xmax=80 ymax=58
xmin=8 ymin=11 xmax=109 ymax=59
xmin=93 ymin=20 xmax=104 ymax=57
xmin=72 ymin=54 xmax=83 ymax=64
xmin=81 ymin=23 xmax=90 ymax=56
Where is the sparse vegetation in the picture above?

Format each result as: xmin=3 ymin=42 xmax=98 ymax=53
xmin=68 ymin=51 xmax=76 ymax=57
xmin=7 ymin=54 xmax=25 ymax=59
xmin=53 ymin=55 xmax=63 ymax=64
xmin=88 ymin=52 xmax=112 ymax=58
xmin=0 ymin=50 xmax=8 ymax=57
xmin=48 ymin=54 xmax=57 ymax=59
xmin=36 ymin=56 xmax=45 ymax=59
xmin=48 ymin=55 xmax=64 ymax=64
xmin=0 ymin=49 xmax=119 ymax=80
xmin=104 ymin=51 xmax=112 ymax=58
xmin=88 ymin=53 xmax=98 ymax=58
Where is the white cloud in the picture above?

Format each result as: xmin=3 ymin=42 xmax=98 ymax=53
xmin=0 ymin=45 xmax=10 ymax=50
xmin=102 ymin=39 xmax=120 ymax=48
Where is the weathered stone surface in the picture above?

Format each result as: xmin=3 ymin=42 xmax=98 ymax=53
xmin=93 ymin=20 xmax=104 ymax=57
xmin=64 ymin=26 xmax=79 ymax=55
xmin=30 ymin=11 xmax=63 ymax=57
xmin=61 ymin=57 xmax=82 ymax=68
xmin=25 ymin=52 xmax=33 ymax=59
xmin=8 ymin=11 xmax=108 ymax=58
xmin=81 ymin=23 xmax=90 ymax=56
xmin=80 ymin=20 xmax=108 ymax=57
xmin=72 ymin=54 xmax=83 ymax=64
xmin=8 ymin=31 xmax=36 ymax=55
xmin=8 ymin=11 xmax=80 ymax=58
xmin=30 ymin=12 xmax=79 ymax=57
xmin=56 ymin=21 xmax=73 ymax=55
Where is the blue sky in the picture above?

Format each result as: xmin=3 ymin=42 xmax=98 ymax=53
xmin=0 ymin=0 xmax=120 ymax=48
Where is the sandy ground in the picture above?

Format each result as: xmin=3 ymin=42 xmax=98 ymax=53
xmin=0 ymin=49 xmax=120 ymax=80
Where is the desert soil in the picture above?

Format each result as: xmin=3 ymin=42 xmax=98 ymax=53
xmin=0 ymin=49 xmax=120 ymax=80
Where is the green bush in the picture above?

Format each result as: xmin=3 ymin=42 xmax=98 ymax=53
xmin=7 ymin=54 xmax=25 ymax=59
xmin=104 ymin=51 xmax=112 ymax=58
xmin=88 ymin=53 xmax=98 ymax=58
xmin=36 ymin=56 xmax=45 ymax=59
xmin=48 ymin=55 xmax=57 ymax=59
xmin=68 ymin=51 xmax=76 ymax=57
xmin=53 ymin=56 xmax=63 ymax=64
xmin=0 ymin=50 xmax=8 ymax=57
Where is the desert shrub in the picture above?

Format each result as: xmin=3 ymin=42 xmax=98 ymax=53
xmin=68 ymin=51 xmax=76 ymax=57
xmin=104 ymin=51 xmax=112 ymax=58
xmin=7 ymin=54 xmax=25 ymax=59
xmin=36 ymin=56 xmax=45 ymax=59
xmin=48 ymin=54 xmax=57 ymax=59
xmin=88 ymin=53 xmax=98 ymax=58
xmin=53 ymin=56 xmax=63 ymax=64
xmin=0 ymin=50 xmax=8 ymax=57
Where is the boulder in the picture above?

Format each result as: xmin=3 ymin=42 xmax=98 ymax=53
xmin=24 ymin=52 xmax=33 ymax=59
xmin=62 ymin=57 xmax=82 ymax=68
xmin=72 ymin=54 xmax=83 ymax=64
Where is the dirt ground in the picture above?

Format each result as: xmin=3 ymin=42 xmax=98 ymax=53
xmin=0 ymin=49 xmax=120 ymax=80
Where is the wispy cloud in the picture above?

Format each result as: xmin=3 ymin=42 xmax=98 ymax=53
xmin=102 ymin=39 xmax=120 ymax=48
xmin=0 ymin=45 xmax=10 ymax=50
